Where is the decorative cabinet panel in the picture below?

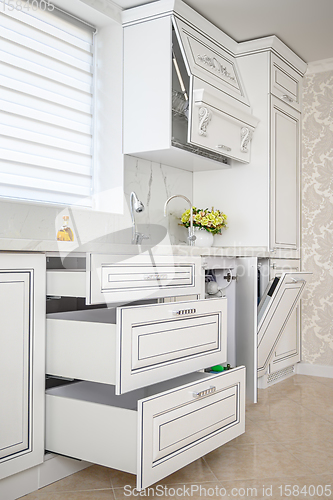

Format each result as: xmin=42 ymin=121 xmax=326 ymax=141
xmin=46 ymin=368 xmax=245 ymax=491
xmin=270 ymin=54 xmax=302 ymax=111
xmin=47 ymin=254 xmax=204 ymax=304
xmin=122 ymin=1 xmax=258 ymax=171
xmin=269 ymin=259 xmax=301 ymax=373
xmin=257 ymin=270 xmax=310 ymax=377
xmin=270 ymin=97 xmax=301 ymax=250
xmin=0 ymin=253 xmax=45 ymax=480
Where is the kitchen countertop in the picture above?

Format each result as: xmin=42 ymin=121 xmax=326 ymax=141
xmin=0 ymin=238 xmax=300 ymax=259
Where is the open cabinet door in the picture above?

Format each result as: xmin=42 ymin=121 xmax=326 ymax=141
xmin=257 ymin=272 xmax=311 ymax=376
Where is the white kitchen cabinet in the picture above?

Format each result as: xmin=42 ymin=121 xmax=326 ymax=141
xmin=0 ymin=253 xmax=45 ymax=480
xmin=202 ymin=256 xmax=310 ymax=402
xmin=270 ymin=54 xmax=302 ymax=112
xmin=270 ymin=97 xmax=301 ymax=250
xmin=45 ymin=253 xmax=245 ymax=490
xmin=122 ymin=0 xmax=258 ymax=171
xmin=268 ymin=259 xmax=301 ymax=374
xmin=194 ymin=45 xmax=306 ymax=250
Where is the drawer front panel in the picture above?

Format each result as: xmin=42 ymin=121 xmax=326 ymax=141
xmin=118 ymin=298 xmax=227 ymax=394
xmin=190 ymin=102 xmax=252 ymax=164
xmin=102 ymin=266 xmax=193 ymax=290
xmin=154 ymin=386 xmax=237 ymax=461
xmin=133 ymin=313 xmax=220 ymax=369
xmin=138 ymin=367 xmax=245 ymax=490
xmin=88 ymin=254 xmax=204 ymax=304
xmin=271 ymin=54 xmax=302 ymax=111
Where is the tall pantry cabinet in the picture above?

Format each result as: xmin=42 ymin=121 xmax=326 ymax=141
xmin=0 ymin=253 xmax=45 ymax=480
xmin=194 ymin=42 xmax=306 ymax=250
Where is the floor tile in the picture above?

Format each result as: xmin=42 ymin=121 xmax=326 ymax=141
xmin=204 ymin=443 xmax=312 ymax=481
xmin=22 ymin=489 xmax=115 ymax=500
xmin=259 ymin=414 xmax=333 ymax=444
xmin=283 ymin=439 xmax=333 ymax=475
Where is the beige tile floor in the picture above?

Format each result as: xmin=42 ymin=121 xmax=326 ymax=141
xmin=22 ymin=375 xmax=333 ymax=500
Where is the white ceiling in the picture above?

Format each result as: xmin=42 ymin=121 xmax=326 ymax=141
xmin=114 ymin=0 xmax=333 ymax=63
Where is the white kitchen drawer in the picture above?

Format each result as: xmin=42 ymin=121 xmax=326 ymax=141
xmin=270 ymin=54 xmax=302 ymax=111
xmin=46 ymin=367 xmax=245 ymax=490
xmin=46 ymin=254 xmax=204 ymax=304
xmin=47 ymin=297 xmax=227 ymax=394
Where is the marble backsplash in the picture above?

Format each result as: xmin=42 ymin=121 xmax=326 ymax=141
xmin=0 ymin=156 xmax=193 ymax=247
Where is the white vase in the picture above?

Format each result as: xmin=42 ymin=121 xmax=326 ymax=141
xmin=191 ymin=227 xmax=214 ymax=248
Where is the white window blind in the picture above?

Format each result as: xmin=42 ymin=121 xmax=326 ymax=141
xmin=0 ymin=0 xmax=95 ymax=207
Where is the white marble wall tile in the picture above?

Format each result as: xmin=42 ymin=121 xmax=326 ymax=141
xmin=0 ymin=157 xmax=193 ymax=247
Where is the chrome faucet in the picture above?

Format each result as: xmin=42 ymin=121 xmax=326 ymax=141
xmin=130 ymin=191 xmax=149 ymax=245
xmin=164 ymin=195 xmax=196 ymax=246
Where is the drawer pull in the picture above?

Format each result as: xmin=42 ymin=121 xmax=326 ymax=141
xmin=217 ymin=144 xmax=231 ymax=152
xmin=144 ymin=274 xmax=168 ymax=281
xmin=193 ymin=386 xmax=216 ymax=398
xmin=282 ymin=94 xmax=294 ymax=102
xmin=173 ymin=308 xmax=197 ymax=316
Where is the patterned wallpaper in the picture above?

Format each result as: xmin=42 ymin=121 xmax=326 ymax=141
xmin=302 ymin=69 xmax=333 ymax=365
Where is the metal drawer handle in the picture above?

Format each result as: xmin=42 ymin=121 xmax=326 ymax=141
xmin=217 ymin=144 xmax=231 ymax=151
xmin=193 ymin=386 xmax=216 ymax=398
xmin=282 ymin=94 xmax=294 ymax=102
xmin=173 ymin=308 xmax=197 ymax=316
xmin=144 ymin=274 xmax=168 ymax=280
xmin=289 ymin=278 xmax=306 ymax=284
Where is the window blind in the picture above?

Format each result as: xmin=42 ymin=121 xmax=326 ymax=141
xmin=0 ymin=0 xmax=95 ymax=207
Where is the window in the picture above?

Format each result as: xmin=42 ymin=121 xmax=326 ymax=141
xmin=0 ymin=0 xmax=95 ymax=207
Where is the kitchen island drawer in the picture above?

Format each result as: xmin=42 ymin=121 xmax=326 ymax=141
xmin=46 ymin=367 xmax=245 ymax=490
xmin=46 ymin=254 xmax=204 ymax=303
xmin=87 ymin=254 xmax=204 ymax=304
xmin=47 ymin=297 xmax=227 ymax=394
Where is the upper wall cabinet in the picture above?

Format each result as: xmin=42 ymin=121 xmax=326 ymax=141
xmin=122 ymin=0 xmax=259 ymax=171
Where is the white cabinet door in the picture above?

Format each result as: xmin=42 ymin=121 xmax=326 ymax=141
xmin=0 ymin=254 xmax=45 ymax=480
xmin=270 ymin=96 xmax=300 ymax=250
xmin=257 ymin=271 xmax=310 ymax=377
xmin=269 ymin=260 xmax=301 ymax=372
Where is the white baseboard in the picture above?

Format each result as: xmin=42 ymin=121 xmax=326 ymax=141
xmin=296 ymin=362 xmax=333 ymax=378
xmin=0 ymin=455 xmax=91 ymax=500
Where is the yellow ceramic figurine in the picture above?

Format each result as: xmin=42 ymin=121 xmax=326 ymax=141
xmin=57 ymin=215 xmax=74 ymax=241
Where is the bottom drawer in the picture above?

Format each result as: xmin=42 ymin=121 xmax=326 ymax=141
xmin=46 ymin=367 xmax=245 ymax=490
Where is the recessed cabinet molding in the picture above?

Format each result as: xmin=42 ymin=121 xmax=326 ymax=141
xmin=46 ymin=368 xmax=245 ymax=491
xmin=191 ymin=85 xmax=259 ymax=163
xmin=257 ymin=271 xmax=311 ymax=376
xmin=271 ymin=53 xmax=302 ymax=111
xmin=0 ymin=253 xmax=45 ymax=481
xmin=46 ymin=297 xmax=227 ymax=394
xmin=122 ymin=0 xmax=259 ymax=171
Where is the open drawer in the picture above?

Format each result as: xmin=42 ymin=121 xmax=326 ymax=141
xmin=46 ymin=254 xmax=204 ymax=304
xmin=46 ymin=367 xmax=245 ymax=490
xmin=47 ymin=297 xmax=227 ymax=394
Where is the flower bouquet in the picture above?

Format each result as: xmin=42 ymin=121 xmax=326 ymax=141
xmin=180 ymin=207 xmax=227 ymax=234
